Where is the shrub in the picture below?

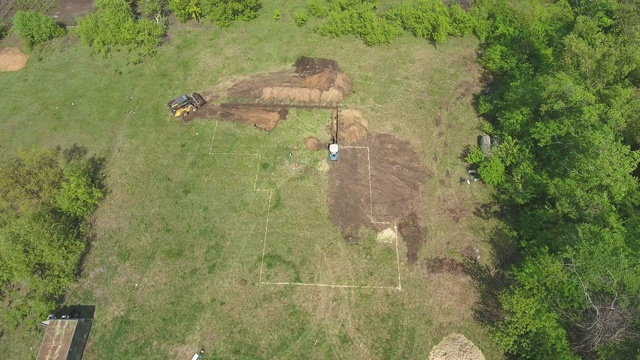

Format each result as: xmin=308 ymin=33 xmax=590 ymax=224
xmin=318 ymin=2 xmax=402 ymax=45
xmin=168 ymin=0 xmax=202 ymax=22
xmin=273 ymin=9 xmax=281 ymax=21
xmin=294 ymin=12 xmax=308 ymax=27
xmin=478 ymin=155 xmax=506 ymax=186
xmin=384 ymin=0 xmax=452 ymax=45
xmin=201 ymin=0 xmax=262 ymax=27
xmin=465 ymin=146 xmax=486 ymax=165
xmin=77 ymin=0 xmax=165 ymax=59
xmin=449 ymin=3 xmax=473 ymax=36
xmin=137 ymin=0 xmax=168 ymax=18
xmin=12 ymin=11 xmax=65 ymax=48
xmin=307 ymin=0 xmax=330 ymax=18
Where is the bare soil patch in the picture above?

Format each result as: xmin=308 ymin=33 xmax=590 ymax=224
xmin=184 ymin=103 xmax=287 ymax=131
xmin=0 ymin=47 xmax=28 ymax=71
xmin=304 ymin=137 xmax=323 ymax=151
xmin=187 ymin=57 xmax=353 ymax=130
xmin=398 ymin=212 xmax=425 ymax=265
xmin=329 ymin=134 xmax=429 ymax=240
xmin=429 ymin=333 xmax=485 ymax=360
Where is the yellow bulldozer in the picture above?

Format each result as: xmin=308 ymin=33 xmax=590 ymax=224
xmin=167 ymin=93 xmax=206 ymax=117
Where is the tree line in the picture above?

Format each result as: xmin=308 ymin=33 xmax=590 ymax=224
xmin=0 ymin=146 xmax=105 ymax=339
xmin=468 ymin=0 xmax=640 ymax=358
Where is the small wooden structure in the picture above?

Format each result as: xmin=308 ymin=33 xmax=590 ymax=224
xmin=37 ymin=318 xmax=93 ymax=360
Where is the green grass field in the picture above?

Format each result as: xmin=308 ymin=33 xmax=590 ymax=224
xmin=0 ymin=2 xmax=504 ymax=359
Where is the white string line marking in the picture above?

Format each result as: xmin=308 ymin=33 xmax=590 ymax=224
xmin=208 ymin=122 xmax=401 ymax=290
xmin=342 ymin=146 xmax=401 ymax=291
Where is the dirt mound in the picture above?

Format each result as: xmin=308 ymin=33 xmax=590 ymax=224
xmin=187 ymin=104 xmax=287 ymax=131
xmin=429 ymin=333 xmax=485 ymax=360
xmin=294 ymin=56 xmax=340 ymax=75
xmin=305 ymin=70 xmax=353 ymax=94
xmin=376 ymin=226 xmax=398 ymax=244
xmin=398 ymin=213 xmax=425 ymax=265
xmin=333 ymin=109 xmax=368 ymax=144
xmin=186 ymin=57 xmax=352 ymax=130
xmin=304 ymin=137 xmax=323 ymax=151
xmin=0 ymin=48 xmax=28 ymax=72
xmin=329 ymin=134 xmax=429 ymax=237
xmin=226 ymin=58 xmax=352 ymax=109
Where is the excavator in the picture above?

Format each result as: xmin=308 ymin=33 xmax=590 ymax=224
xmin=167 ymin=93 xmax=206 ymax=117
xmin=329 ymin=108 xmax=339 ymax=161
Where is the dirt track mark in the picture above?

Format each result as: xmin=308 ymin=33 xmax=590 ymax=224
xmin=398 ymin=212 xmax=425 ymax=265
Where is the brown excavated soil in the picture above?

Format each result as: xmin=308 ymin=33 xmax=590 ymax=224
xmin=304 ymin=137 xmax=323 ymax=151
xmin=0 ymin=48 xmax=28 ymax=72
xmin=186 ymin=57 xmax=353 ymax=130
xmin=332 ymin=108 xmax=369 ymax=144
xmin=429 ymin=333 xmax=485 ymax=360
xmin=398 ymin=212 xmax=425 ymax=265
xmin=329 ymin=134 xmax=429 ymax=240
xmin=184 ymin=103 xmax=288 ymax=131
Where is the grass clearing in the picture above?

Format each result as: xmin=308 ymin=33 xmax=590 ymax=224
xmin=0 ymin=2 xmax=503 ymax=359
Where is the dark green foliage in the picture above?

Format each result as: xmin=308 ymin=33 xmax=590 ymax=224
xmin=0 ymin=146 xmax=105 ymax=335
xmin=77 ymin=0 xmax=166 ymax=59
xmin=384 ymin=0 xmax=452 ymax=44
xmin=465 ymin=146 xmax=485 ymax=165
xmin=0 ymin=22 xmax=8 ymax=39
xmin=472 ymin=0 xmax=640 ymax=358
xmin=478 ymin=156 xmax=505 ymax=186
xmin=12 ymin=11 xmax=65 ymax=48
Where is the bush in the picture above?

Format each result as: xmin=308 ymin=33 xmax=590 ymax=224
xmin=465 ymin=146 xmax=486 ymax=165
xmin=12 ymin=11 xmax=65 ymax=48
xmin=273 ymin=10 xmax=281 ymax=21
xmin=77 ymin=0 xmax=165 ymax=59
xmin=294 ymin=12 xmax=308 ymax=27
xmin=0 ymin=22 xmax=8 ymax=39
xmin=449 ymin=3 xmax=473 ymax=36
xmin=200 ymin=0 xmax=262 ymax=27
xmin=318 ymin=2 xmax=402 ymax=45
xmin=384 ymin=0 xmax=452 ymax=45
xmin=478 ymin=155 xmax=506 ymax=186
xmin=168 ymin=0 xmax=201 ymax=22
xmin=0 ymin=146 xmax=105 ymax=327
